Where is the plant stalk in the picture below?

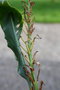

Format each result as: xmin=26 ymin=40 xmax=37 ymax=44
xmin=22 ymin=0 xmax=39 ymax=89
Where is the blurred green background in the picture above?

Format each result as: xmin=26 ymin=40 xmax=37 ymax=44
xmin=33 ymin=0 xmax=60 ymax=23
xmin=9 ymin=0 xmax=60 ymax=23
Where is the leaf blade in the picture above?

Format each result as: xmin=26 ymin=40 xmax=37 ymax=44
xmin=0 ymin=0 xmax=31 ymax=86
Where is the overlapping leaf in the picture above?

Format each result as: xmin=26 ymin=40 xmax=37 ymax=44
xmin=0 ymin=0 xmax=31 ymax=86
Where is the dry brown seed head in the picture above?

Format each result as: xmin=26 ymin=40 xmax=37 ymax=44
xmin=30 ymin=2 xmax=35 ymax=7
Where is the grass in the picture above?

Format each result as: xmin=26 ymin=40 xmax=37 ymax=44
xmin=9 ymin=0 xmax=60 ymax=23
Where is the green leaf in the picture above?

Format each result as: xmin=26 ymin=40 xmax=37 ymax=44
xmin=0 ymin=0 xmax=31 ymax=87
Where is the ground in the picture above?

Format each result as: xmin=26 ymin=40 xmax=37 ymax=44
xmin=0 ymin=24 xmax=60 ymax=90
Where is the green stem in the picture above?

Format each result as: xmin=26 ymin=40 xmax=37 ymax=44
xmin=27 ymin=30 xmax=39 ymax=90
xmin=23 ymin=0 xmax=39 ymax=89
xmin=28 ymin=32 xmax=34 ymax=79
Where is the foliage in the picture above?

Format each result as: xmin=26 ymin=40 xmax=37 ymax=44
xmin=0 ymin=0 xmax=31 ymax=87
xmin=0 ymin=0 xmax=44 ymax=90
